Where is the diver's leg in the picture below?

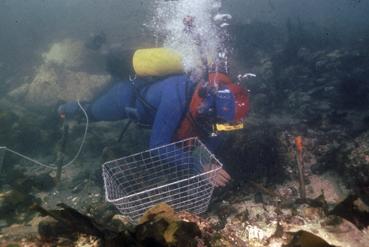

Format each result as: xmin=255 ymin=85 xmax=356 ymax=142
xmin=89 ymin=82 xmax=131 ymax=121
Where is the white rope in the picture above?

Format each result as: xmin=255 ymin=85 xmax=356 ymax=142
xmin=0 ymin=100 xmax=89 ymax=170
xmin=62 ymin=100 xmax=89 ymax=168
xmin=2 ymin=146 xmax=56 ymax=169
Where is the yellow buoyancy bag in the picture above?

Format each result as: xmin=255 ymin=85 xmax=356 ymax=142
xmin=132 ymin=48 xmax=184 ymax=77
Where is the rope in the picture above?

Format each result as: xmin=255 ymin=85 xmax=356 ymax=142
xmin=1 ymin=146 xmax=56 ymax=169
xmin=0 ymin=100 xmax=89 ymax=170
xmin=62 ymin=100 xmax=89 ymax=168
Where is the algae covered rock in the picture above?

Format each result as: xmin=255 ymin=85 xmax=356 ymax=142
xmin=9 ymin=38 xmax=112 ymax=107
xmin=25 ymin=202 xmax=203 ymax=247
xmin=41 ymin=39 xmax=85 ymax=69
xmin=339 ymin=131 xmax=369 ymax=200
xmin=212 ymin=195 xmax=369 ymax=247
xmin=24 ymin=64 xmax=111 ymax=106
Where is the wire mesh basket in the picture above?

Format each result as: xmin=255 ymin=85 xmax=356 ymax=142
xmin=102 ymin=137 xmax=222 ymax=222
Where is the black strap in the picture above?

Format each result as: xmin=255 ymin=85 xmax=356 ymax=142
xmin=118 ymin=77 xmax=157 ymax=142
xmin=185 ymin=81 xmax=215 ymax=138
xmin=117 ymin=119 xmax=133 ymax=142
xmin=130 ymin=79 xmax=157 ymax=116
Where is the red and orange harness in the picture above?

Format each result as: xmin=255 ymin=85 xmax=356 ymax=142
xmin=175 ymin=72 xmax=248 ymax=140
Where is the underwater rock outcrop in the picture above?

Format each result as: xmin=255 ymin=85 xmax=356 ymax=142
xmin=2 ymin=197 xmax=369 ymax=247
xmin=207 ymin=193 xmax=369 ymax=247
xmin=2 ymin=203 xmax=203 ymax=246
xmin=24 ymin=64 xmax=111 ymax=106
xmin=41 ymin=39 xmax=85 ymax=69
xmin=8 ymin=38 xmax=111 ymax=107
xmin=337 ymin=131 xmax=369 ymax=202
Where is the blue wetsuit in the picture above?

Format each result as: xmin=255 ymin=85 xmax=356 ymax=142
xmin=87 ymin=74 xmax=221 ymax=151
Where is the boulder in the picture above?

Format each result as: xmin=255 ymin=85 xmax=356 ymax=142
xmin=41 ymin=39 xmax=85 ymax=69
xmin=24 ymin=64 xmax=111 ymax=106
xmin=8 ymin=38 xmax=111 ymax=107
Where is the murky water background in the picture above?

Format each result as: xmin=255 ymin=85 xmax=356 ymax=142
xmin=0 ymin=0 xmax=369 ymax=244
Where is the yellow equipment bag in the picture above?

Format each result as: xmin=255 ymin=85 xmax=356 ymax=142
xmin=132 ymin=48 xmax=184 ymax=77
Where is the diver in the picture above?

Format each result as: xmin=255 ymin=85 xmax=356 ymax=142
xmin=59 ymin=15 xmax=249 ymax=187
xmin=58 ymin=56 xmax=249 ymax=188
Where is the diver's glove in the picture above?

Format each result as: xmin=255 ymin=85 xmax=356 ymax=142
xmin=58 ymin=101 xmax=80 ymax=119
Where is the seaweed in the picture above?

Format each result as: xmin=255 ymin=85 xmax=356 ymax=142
xmin=31 ymin=203 xmax=203 ymax=247
xmin=329 ymin=195 xmax=369 ymax=230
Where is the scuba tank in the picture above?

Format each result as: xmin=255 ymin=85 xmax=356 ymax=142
xmin=132 ymin=48 xmax=184 ymax=77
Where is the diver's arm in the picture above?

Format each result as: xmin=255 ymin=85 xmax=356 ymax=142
xmin=58 ymin=82 xmax=132 ymax=121
xmin=88 ymin=82 xmax=131 ymax=121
